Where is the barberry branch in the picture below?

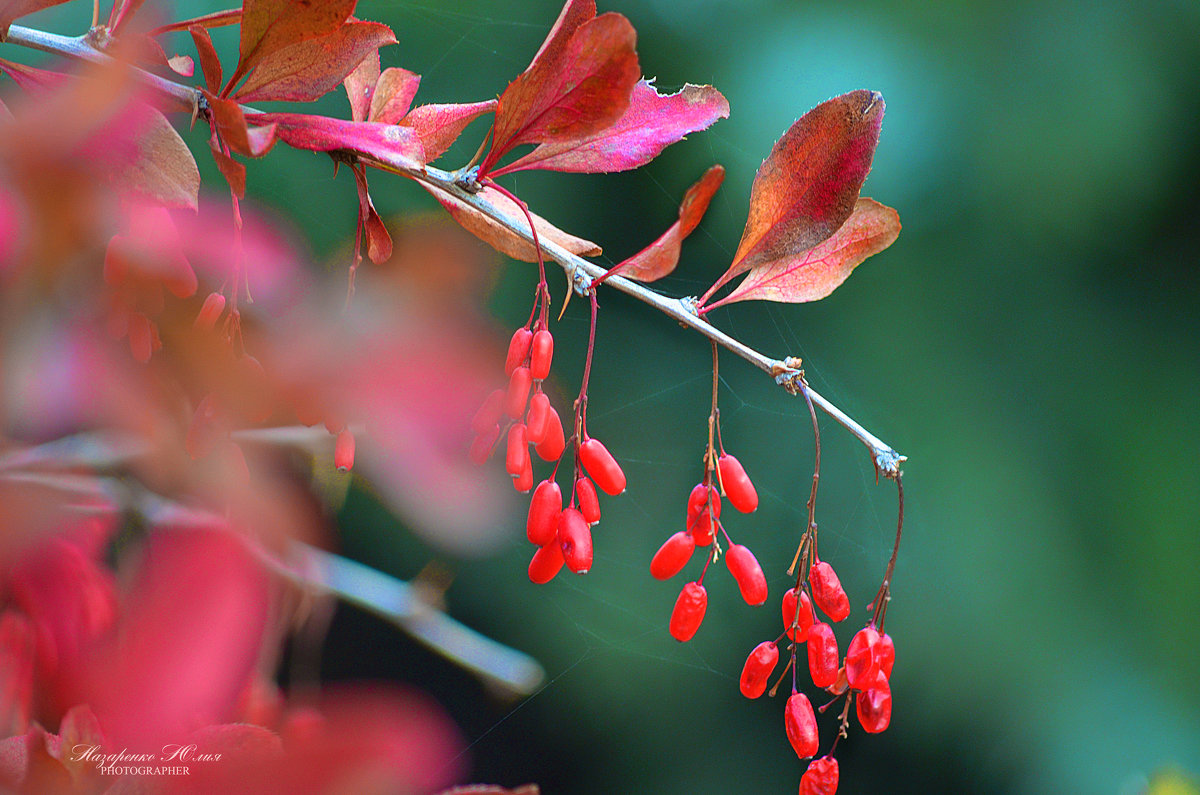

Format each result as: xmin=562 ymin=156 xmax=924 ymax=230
xmin=2 ymin=20 xmax=907 ymax=477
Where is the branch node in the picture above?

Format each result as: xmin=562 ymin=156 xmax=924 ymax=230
xmin=453 ymin=165 xmax=482 ymax=194
xmin=571 ymin=266 xmax=593 ymax=297
xmin=874 ymin=449 xmax=906 ymax=480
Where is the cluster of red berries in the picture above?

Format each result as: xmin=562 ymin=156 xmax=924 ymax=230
xmin=650 ymin=452 xmax=763 ymax=641
xmin=738 ymin=556 xmax=896 ymax=794
xmin=469 ymin=321 xmax=627 ymax=584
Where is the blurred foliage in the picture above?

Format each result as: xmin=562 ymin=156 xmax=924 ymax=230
xmin=18 ymin=0 xmax=1197 ymax=792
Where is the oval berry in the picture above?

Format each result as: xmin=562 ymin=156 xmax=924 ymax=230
xmin=810 ymin=561 xmax=850 ymax=622
xmin=856 ymin=672 xmax=891 ymax=733
xmin=650 ymin=531 xmax=695 ymax=580
xmin=505 ymin=365 xmax=532 ymax=418
xmin=800 ymin=756 xmax=839 ymax=795
xmin=685 ymin=483 xmax=721 ymax=521
xmin=579 ymin=438 xmax=625 ymax=495
xmin=514 ymin=457 xmax=534 ymax=493
xmin=527 ymin=479 xmax=562 ymax=546
xmin=334 ymin=429 xmax=355 ymax=473
xmin=738 ymin=641 xmax=779 ymax=699
xmin=845 ymin=626 xmax=881 ymax=690
xmin=718 ymin=453 xmax=758 ymax=513
xmin=877 ymin=632 xmax=895 ymax=679
xmin=528 ymin=541 xmax=564 ymax=584
xmin=725 ymin=544 xmax=767 ymax=605
xmin=806 ymin=622 xmax=839 ymax=688
xmin=504 ymin=327 xmax=533 ymax=376
xmin=529 ymin=329 xmax=553 ymax=380
xmin=505 ymin=423 xmax=529 ymax=477
xmin=526 ymin=391 xmax=551 ymax=444
xmin=471 ymin=388 xmax=506 ymax=435
xmin=782 ymin=587 xmax=814 ymax=642
xmin=575 ymin=476 xmax=601 ymax=525
xmin=534 ymin=406 xmax=565 ymax=461
xmin=668 ymin=581 xmax=707 ymax=642
xmin=784 ymin=691 xmax=819 ymax=759
xmin=468 ymin=424 xmax=500 ymax=465
xmin=558 ymin=508 xmax=592 ymax=574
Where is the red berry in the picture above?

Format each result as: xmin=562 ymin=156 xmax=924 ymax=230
xmin=526 ymin=391 xmax=551 ymax=444
xmin=504 ymin=327 xmax=533 ymax=375
xmin=468 ymin=424 xmax=500 ymax=465
xmin=810 ymin=561 xmax=850 ymax=622
xmin=528 ymin=542 xmax=564 ymax=584
xmin=505 ymin=365 xmax=532 ymax=418
xmin=784 ymin=692 xmax=819 ymax=759
xmin=718 ymin=453 xmax=758 ymax=513
xmin=877 ymin=632 xmax=895 ymax=679
xmin=800 ymin=756 xmax=839 ymax=795
xmin=558 ymin=508 xmax=593 ymax=574
xmin=534 ymin=406 xmax=565 ymax=461
xmin=505 ymin=423 xmax=529 ymax=477
xmin=650 ymin=531 xmax=695 ymax=580
xmin=579 ymin=438 xmax=625 ymax=495
xmin=845 ymin=626 xmax=881 ymax=690
xmin=725 ymin=544 xmax=767 ymax=605
xmin=529 ymin=329 xmax=553 ymax=380
xmin=575 ymin=476 xmax=601 ymax=525
xmin=471 ymin=388 xmax=506 ymax=435
xmin=806 ymin=622 xmax=839 ymax=688
xmin=194 ymin=291 xmax=226 ymax=331
xmin=685 ymin=483 xmax=720 ymax=545
xmin=527 ymin=480 xmax=562 ymax=546
xmin=782 ymin=587 xmax=814 ymax=642
xmin=513 ymin=457 xmax=534 ymax=493
xmin=668 ymin=581 xmax=707 ymax=642
xmin=334 ymin=428 xmax=355 ymax=473
xmin=738 ymin=641 xmax=778 ymax=699
xmin=856 ymin=672 xmax=892 ymax=733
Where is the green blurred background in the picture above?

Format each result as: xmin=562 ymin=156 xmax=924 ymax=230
xmin=22 ymin=0 xmax=1200 ymax=792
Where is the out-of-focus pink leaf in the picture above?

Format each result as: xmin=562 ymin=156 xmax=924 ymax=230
xmin=369 ymin=66 xmax=420 ymax=125
xmin=0 ymin=58 xmax=68 ymax=92
xmin=479 ymin=0 xmax=638 ymax=174
xmin=234 ymin=20 xmax=397 ymax=103
xmin=700 ymin=90 xmax=884 ymax=306
xmin=108 ymin=106 xmax=201 ymax=210
xmin=424 ymin=183 xmax=600 ymax=263
xmin=0 ymin=0 xmax=71 ymax=38
xmin=249 ymin=112 xmax=424 ymax=171
xmin=0 ymin=612 xmax=34 ymax=736
xmin=190 ymin=26 xmax=223 ymax=93
xmin=342 ymin=50 xmax=379 ymax=123
xmin=67 ymin=527 xmax=271 ymax=751
xmin=707 ymin=197 xmax=899 ymax=308
xmin=230 ymin=0 xmax=357 ymax=92
xmin=495 ymin=80 xmax=728 ymax=175
xmin=401 ymin=99 xmax=496 ymax=162
xmin=604 ymin=164 xmax=723 ymax=283
xmin=167 ymin=53 xmax=194 ymax=76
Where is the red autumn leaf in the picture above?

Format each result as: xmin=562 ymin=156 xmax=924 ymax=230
xmin=0 ymin=0 xmax=71 ymax=38
xmin=369 ymin=66 xmax=421 ymax=125
xmin=206 ymin=94 xmax=279 ymax=157
xmin=150 ymin=7 xmax=242 ymax=37
xmin=228 ymin=0 xmax=357 ymax=95
xmin=700 ymin=90 xmax=884 ymax=307
xmin=351 ymin=164 xmax=391 ymax=263
xmin=190 ymin=25 xmax=223 ymax=94
xmin=423 ymin=183 xmax=601 ymax=263
xmin=342 ymin=50 xmax=378 ymax=123
xmin=210 ymin=144 xmax=247 ymax=197
xmin=234 ymin=20 xmax=397 ymax=103
xmin=249 ymin=112 xmax=425 ymax=171
xmin=400 ymin=99 xmax=496 ymax=162
xmin=107 ymin=106 xmax=201 ymax=211
xmin=0 ymin=58 xmax=67 ymax=92
xmin=705 ymin=197 xmax=899 ymax=308
xmin=603 ymin=164 xmax=723 ymax=283
xmin=479 ymin=0 xmax=639 ymax=175
xmin=494 ymin=80 xmax=728 ymax=175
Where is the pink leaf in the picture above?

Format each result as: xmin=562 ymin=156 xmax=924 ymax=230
xmin=351 ymin=166 xmax=392 ymax=263
xmin=342 ymin=50 xmax=379 ymax=123
xmin=605 ymin=164 xmax=724 ymax=283
xmin=700 ymin=90 xmax=884 ymax=306
xmin=248 ymin=112 xmax=424 ymax=171
xmin=234 ymin=20 xmax=397 ymax=103
xmin=400 ymin=99 xmax=496 ymax=162
xmin=423 ymin=183 xmax=601 ymax=263
xmin=479 ymin=0 xmax=639 ymax=174
xmin=369 ymin=66 xmax=421 ymax=124
xmin=706 ymin=197 xmax=899 ymax=308
xmin=0 ymin=0 xmax=71 ymax=38
xmin=494 ymin=80 xmax=728 ymax=175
